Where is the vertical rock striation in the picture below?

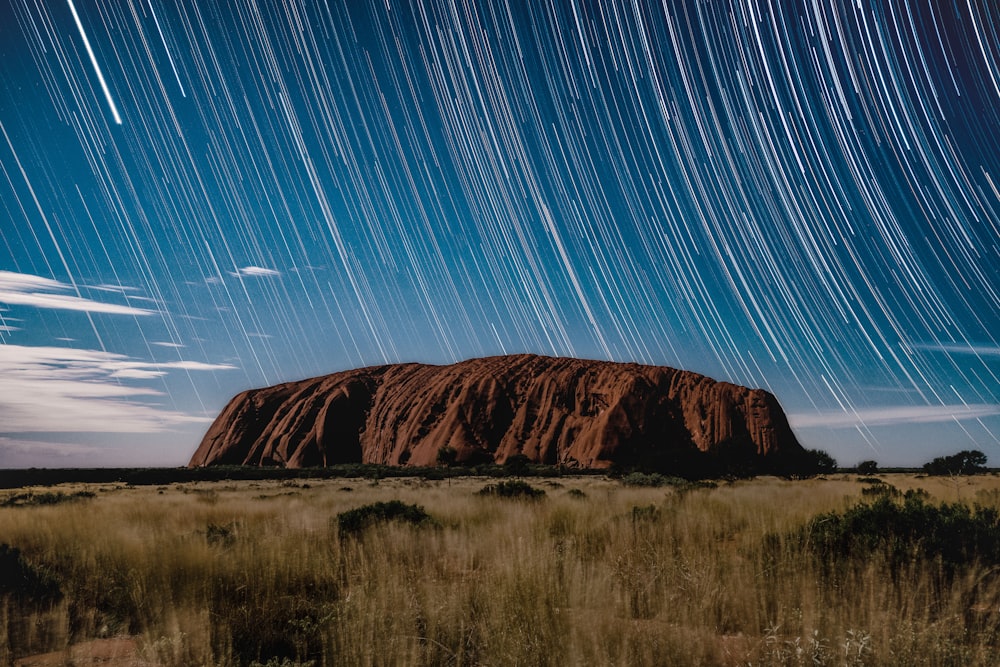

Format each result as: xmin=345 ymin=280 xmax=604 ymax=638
xmin=189 ymin=354 xmax=804 ymax=474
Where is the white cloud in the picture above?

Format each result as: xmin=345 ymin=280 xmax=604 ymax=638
xmin=88 ymin=283 xmax=138 ymax=294
xmin=0 ymin=344 xmax=235 ymax=433
xmin=106 ymin=359 xmax=237 ymax=379
xmin=109 ymin=368 xmax=167 ymax=380
xmin=151 ymin=341 xmax=185 ymax=348
xmin=0 ymin=272 xmax=66 ymax=291
xmin=0 ymin=270 xmax=154 ymax=316
xmin=789 ymin=404 xmax=1000 ymax=429
xmin=232 ymin=266 xmax=281 ymax=278
xmin=0 ymin=436 xmax=107 ymax=468
xmin=0 ymin=435 xmax=188 ymax=468
xmin=0 ymin=325 xmax=19 ymax=333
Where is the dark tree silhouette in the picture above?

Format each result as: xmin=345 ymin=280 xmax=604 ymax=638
xmin=923 ymin=450 xmax=988 ymax=476
xmin=856 ymin=460 xmax=879 ymax=475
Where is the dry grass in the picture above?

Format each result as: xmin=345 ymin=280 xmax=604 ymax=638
xmin=1 ymin=473 xmax=1000 ymax=666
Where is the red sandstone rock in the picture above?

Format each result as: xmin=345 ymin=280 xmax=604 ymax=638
xmin=189 ymin=354 xmax=803 ymax=472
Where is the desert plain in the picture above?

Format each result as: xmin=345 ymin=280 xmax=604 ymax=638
xmin=2 ymin=472 xmax=1000 ymax=666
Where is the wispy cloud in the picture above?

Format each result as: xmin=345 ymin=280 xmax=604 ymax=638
xmin=0 ymin=436 xmax=106 ymax=468
xmin=88 ymin=283 xmax=139 ymax=294
xmin=0 ymin=344 xmax=236 ymax=433
xmin=0 ymin=435 xmax=183 ymax=468
xmin=911 ymin=342 xmax=1000 ymax=357
xmin=0 ymin=270 xmax=154 ymax=316
xmin=232 ymin=266 xmax=281 ymax=278
xmin=789 ymin=404 xmax=1000 ymax=429
xmin=107 ymin=359 xmax=237 ymax=379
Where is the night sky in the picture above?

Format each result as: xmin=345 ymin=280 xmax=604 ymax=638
xmin=1 ymin=0 xmax=998 ymax=468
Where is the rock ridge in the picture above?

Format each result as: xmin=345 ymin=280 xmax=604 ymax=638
xmin=189 ymin=354 xmax=804 ymax=473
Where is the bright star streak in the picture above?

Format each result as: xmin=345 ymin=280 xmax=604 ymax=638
xmin=67 ymin=0 xmax=122 ymax=125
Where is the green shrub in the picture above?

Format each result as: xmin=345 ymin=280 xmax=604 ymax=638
xmin=0 ymin=543 xmax=61 ymax=605
xmin=619 ymin=472 xmax=717 ymax=494
xmin=804 ymin=448 xmax=838 ymax=475
xmin=620 ymin=472 xmax=676 ymax=487
xmin=336 ymin=500 xmax=434 ymax=535
xmin=0 ymin=490 xmax=95 ymax=507
xmin=436 ymin=446 xmax=458 ymax=466
xmin=859 ymin=480 xmax=900 ymax=498
xmin=477 ymin=480 xmax=545 ymax=499
xmin=802 ymin=491 xmax=1000 ymax=575
xmin=502 ymin=454 xmax=532 ymax=476
xmin=856 ymin=460 xmax=879 ymax=475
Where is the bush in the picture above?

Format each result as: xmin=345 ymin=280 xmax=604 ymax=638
xmin=804 ymin=449 xmax=838 ymax=475
xmin=620 ymin=472 xmax=676 ymax=487
xmin=856 ymin=460 xmax=878 ymax=475
xmin=502 ymin=454 xmax=532 ymax=476
xmin=859 ymin=482 xmax=900 ymax=498
xmin=336 ymin=500 xmax=434 ymax=535
xmin=477 ymin=480 xmax=545 ymax=499
xmin=0 ymin=543 xmax=61 ymax=604
xmin=855 ymin=476 xmax=883 ymax=484
xmin=619 ymin=472 xmax=717 ymax=493
xmin=0 ymin=490 xmax=95 ymax=507
xmin=436 ymin=446 xmax=458 ymax=466
xmin=802 ymin=491 xmax=1000 ymax=575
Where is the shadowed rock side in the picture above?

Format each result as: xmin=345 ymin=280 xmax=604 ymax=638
xmin=190 ymin=355 xmax=805 ymax=474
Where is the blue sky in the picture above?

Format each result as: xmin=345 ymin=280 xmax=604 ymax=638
xmin=0 ymin=0 xmax=998 ymax=468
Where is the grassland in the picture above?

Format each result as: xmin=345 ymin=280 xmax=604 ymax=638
xmin=2 ymin=473 xmax=1000 ymax=666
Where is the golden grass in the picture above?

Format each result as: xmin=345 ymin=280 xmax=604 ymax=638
xmin=1 ymin=473 xmax=1000 ymax=666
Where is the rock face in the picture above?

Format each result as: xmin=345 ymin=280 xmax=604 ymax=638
xmin=189 ymin=354 xmax=805 ymax=473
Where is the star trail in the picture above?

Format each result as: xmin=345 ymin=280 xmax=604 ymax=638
xmin=0 ymin=0 xmax=998 ymax=467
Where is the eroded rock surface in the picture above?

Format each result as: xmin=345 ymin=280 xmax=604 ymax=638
xmin=189 ymin=354 xmax=803 ymax=473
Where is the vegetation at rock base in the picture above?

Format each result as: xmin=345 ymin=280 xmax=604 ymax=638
xmin=2 ymin=474 xmax=1000 ymax=665
xmin=0 ymin=446 xmax=849 ymax=492
xmin=435 ymin=446 xmax=458 ymax=466
xmin=618 ymin=471 xmax=718 ymax=493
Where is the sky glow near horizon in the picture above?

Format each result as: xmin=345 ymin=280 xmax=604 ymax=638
xmin=0 ymin=0 xmax=998 ymax=467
